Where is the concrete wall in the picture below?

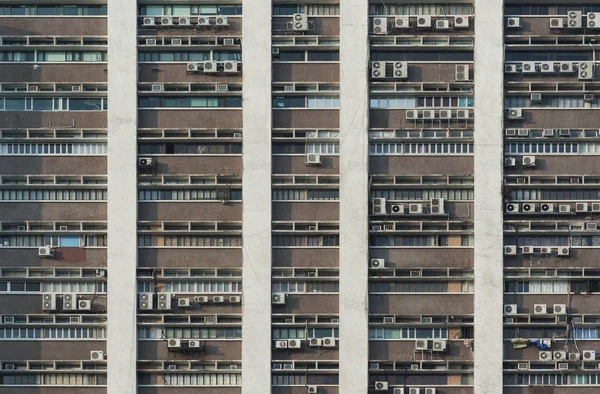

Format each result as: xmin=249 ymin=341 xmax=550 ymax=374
xmin=241 ymin=1 xmax=272 ymax=393
xmin=339 ymin=1 xmax=369 ymax=393
xmin=474 ymin=1 xmax=504 ymax=393
xmin=107 ymin=0 xmax=138 ymax=392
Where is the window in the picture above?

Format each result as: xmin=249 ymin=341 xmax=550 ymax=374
xmin=138 ymin=97 xmax=241 ymax=108
xmin=0 ymin=143 xmax=107 ymax=155
xmin=164 ymin=327 xmax=241 ymax=339
xmin=162 ymin=281 xmax=241 ymax=293
xmin=163 ymin=373 xmax=241 ymax=386
xmin=369 ymin=142 xmax=474 ymax=155
xmin=369 ymin=4 xmax=474 ymax=16
xmin=369 ymin=327 xmax=448 ymax=340
xmin=371 ymin=188 xmax=474 ymax=201
xmin=0 ymin=98 xmax=106 ymax=111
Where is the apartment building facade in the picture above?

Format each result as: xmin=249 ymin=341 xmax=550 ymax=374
xmin=0 ymin=0 xmax=599 ymax=393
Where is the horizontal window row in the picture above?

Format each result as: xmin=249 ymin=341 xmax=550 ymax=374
xmin=370 ymin=96 xmax=474 ymax=109
xmin=275 ymin=51 xmax=339 ymax=62
xmin=505 ymin=327 xmax=598 ymax=340
xmin=505 ymin=51 xmax=589 ymax=62
xmin=371 ymin=189 xmax=474 ymax=201
xmin=45 ymin=281 xmax=106 ymax=293
xmin=272 ymin=375 xmax=339 ymax=386
xmin=0 ymin=143 xmax=106 ymax=155
xmin=369 ymin=282 xmax=449 ymax=293
xmin=138 ymin=97 xmax=241 ymax=108
xmin=506 ymin=96 xmax=600 ymax=108
xmin=163 ymin=373 xmax=241 ymax=387
xmin=140 ymin=5 xmax=241 ymax=16
xmin=138 ymin=189 xmax=242 ymax=201
xmin=272 ymin=189 xmax=339 ymax=201
xmin=511 ymin=190 xmax=600 ymax=201
xmin=138 ymin=235 xmax=241 ymax=247
xmin=138 ymin=281 xmax=240 ymax=293
xmin=0 ymin=190 xmax=106 ymax=201
xmin=138 ymin=143 xmax=241 ymax=154
xmin=273 ymin=4 xmax=339 ymax=16
xmin=138 ymin=51 xmax=240 ymax=62
xmin=273 ymin=96 xmax=339 ymax=108
xmin=272 ymin=328 xmax=338 ymax=340
xmin=0 ymin=98 xmax=106 ymax=111
xmin=504 ymin=280 xmax=567 ymax=293
xmin=2 ymin=374 xmax=106 ymax=386
xmin=139 ymin=327 xmax=240 ymax=340
xmin=504 ymin=142 xmax=600 ymax=155
xmin=505 ymin=5 xmax=600 ymax=16
xmin=272 ymin=235 xmax=338 ymax=247
xmin=0 ymin=327 xmax=105 ymax=340
xmin=274 ymin=142 xmax=339 ymax=154
xmin=0 ymin=52 xmax=106 ymax=62
xmin=371 ymin=235 xmax=474 ymax=247
xmin=0 ymin=5 xmax=106 ymax=16
xmin=0 ymin=235 xmax=106 ymax=248
xmin=503 ymin=374 xmax=570 ymax=386
xmin=369 ymin=328 xmax=448 ymax=340
xmin=371 ymin=51 xmax=473 ymax=62
xmin=272 ymin=281 xmax=339 ymax=293
xmin=506 ymin=236 xmax=600 ymax=248
xmin=0 ymin=282 xmax=40 ymax=292
xmin=370 ymin=143 xmax=474 ymax=155
xmin=369 ymin=4 xmax=474 ymax=16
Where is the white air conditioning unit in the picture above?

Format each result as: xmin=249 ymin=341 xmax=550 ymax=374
xmin=390 ymin=204 xmax=405 ymax=214
xmin=372 ymin=17 xmax=388 ymax=35
xmin=160 ymin=17 xmax=173 ymax=26
xmin=63 ymin=293 xmax=77 ymax=310
xmin=406 ymin=110 xmax=418 ymax=120
xmin=540 ymin=203 xmax=554 ymax=213
xmin=586 ymin=223 xmax=598 ymax=230
xmin=272 ymin=293 xmax=286 ymax=305
xmin=559 ymin=62 xmax=576 ymax=74
xmin=553 ymin=304 xmax=567 ymax=314
xmin=90 ymin=351 xmax=104 ymax=360
xmin=504 ymin=245 xmax=517 ymax=256
xmin=455 ymin=64 xmax=470 ymax=81
xmin=151 ymin=84 xmax=163 ymax=92
xmin=142 ymin=17 xmax=156 ymax=26
xmin=588 ymin=12 xmax=600 ymax=28
xmin=583 ymin=350 xmax=596 ymax=360
xmin=409 ymin=203 xmax=423 ymax=214
xmin=223 ymin=61 xmax=239 ymax=73
xmin=567 ymin=11 xmax=582 ymax=28
xmin=197 ymin=16 xmax=211 ymax=26
xmin=308 ymin=386 xmax=319 ymax=394
xmin=592 ymin=203 xmax=600 ymax=212
xmin=178 ymin=17 xmax=191 ymax=26
xmin=540 ymin=246 xmax=551 ymax=254
xmin=415 ymin=339 xmax=428 ymax=350
xmin=430 ymin=198 xmax=445 ymax=215
xmin=178 ymin=298 xmax=191 ymax=307
xmin=309 ymin=338 xmax=323 ymax=347
xmin=139 ymin=293 xmax=153 ymax=310
xmin=534 ymin=304 xmax=547 ymax=314
xmin=576 ymin=202 xmax=589 ymax=212
xmin=557 ymin=247 xmax=570 ymax=256
xmin=375 ymin=381 xmax=389 ymax=391
xmin=505 ymin=64 xmax=519 ymax=74
xmin=559 ymin=204 xmax=571 ymax=213
xmin=372 ymin=198 xmax=387 ymax=215
xmin=145 ymin=38 xmax=157 ymax=46
xmin=229 ymin=295 xmax=241 ymax=303
xmin=371 ymin=61 xmax=386 ymax=79
xmin=456 ymin=109 xmax=470 ymax=119
xmin=168 ymin=338 xmax=181 ymax=348
xmin=78 ymin=300 xmax=92 ymax=310
xmin=521 ymin=62 xmax=537 ymax=74
xmin=187 ymin=63 xmax=199 ymax=72
xmin=322 ymin=337 xmax=337 ymax=347
xmin=539 ymin=351 xmax=552 ymax=361
xmin=507 ymin=108 xmax=523 ymax=119
xmin=370 ymin=259 xmax=386 ymax=269
xmin=506 ymin=17 xmax=522 ymax=28
xmin=505 ymin=203 xmax=520 ymax=213
xmin=542 ymin=129 xmax=554 ymax=137
xmin=42 ymin=294 xmax=57 ymax=310
xmin=504 ymin=304 xmax=518 ymax=314
xmin=540 ymin=62 xmax=555 ymax=73
xmin=504 ymin=157 xmax=516 ymax=167
xmin=558 ymin=362 xmax=569 ymax=370
xmin=158 ymin=293 xmax=172 ymax=310
xmin=212 ymin=295 xmax=224 ymax=303
xmin=554 ymin=351 xmax=567 ymax=361
xmin=394 ymin=16 xmax=410 ymax=29
xmin=416 ymin=16 xmax=432 ymax=28
xmin=579 ymin=62 xmax=595 ymax=80
xmin=203 ymin=61 xmax=218 ymax=73
xmin=569 ymin=353 xmax=581 ymax=361
xmin=194 ymin=295 xmax=209 ymax=303
xmin=393 ymin=61 xmax=408 ymax=79
xmin=138 ymin=157 xmax=153 ymax=168
xmin=383 ymin=316 xmax=395 ymax=323
xmin=3 ymin=316 xmax=15 ymax=324
xmin=438 ymin=110 xmax=452 ymax=119
xmin=187 ymin=340 xmax=201 ymax=348
xmin=217 ymin=83 xmax=229 ymax=92
xmin=549 ymin=18 xmax=565 ymax=28
xmin=432 ymin=340 xmax=447 ymax=352
xmin=409 ymin=389 xmax=421 ymax=394
xmin=424 ymin=389 xmax=436 ymax=394
xmin=518 ymin=128 xmax=530 ymax=136
xmin=288 ymin=339 xmax=302 ymax=349
xmin=305 ymin=154 xmax=322 ymax=166
xmin=521 ymin=203 xmax=536 ymax=213
xmin=38 ymin=246 xmax=55 ymax=258
xmin=223 ymin=38 xmax=235 ymax=46
xmin=454 ymin=16 xmax=469 ymax=28
xmin=522 ymin=155 xmax=536 ymax=167
xmin=292 ymin=13 xmax=308 ymax=31
xmin=435 ymin=19 xmax=450 ymax=30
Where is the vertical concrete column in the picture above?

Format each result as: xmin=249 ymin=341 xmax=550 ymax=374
xmin=241 ymin=1 xmax=272 ymax=393
xmin=107 ymin=0 xmax=138 ymax=392
xmin=474 ymin=1 xmax=504 ymax=393
xmin=339 ymin=1 xmax=370 ymax=393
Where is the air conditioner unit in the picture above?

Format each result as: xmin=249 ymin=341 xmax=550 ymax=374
xmin=416 ymin=16 xmax=432 ymax=28
xmin=202 ymin=61 xmax=218 ymax=73
xmin=292 ymin=13 xmax=308 ymax=31
xmin=435 ymin=20 xmax=450 ymax=30
xmin=454 ymin=16 xmax=469 ymax=28
xmin=372 ymin=17 xmax=388 ymax=35
xmin=517 ymin=362 xmax=528 ymax=370
xmin=559 ymin=204 xmax=572 ymax=213
xmin=390 ymin=204 xmax=405 ymax=214
xmin=522 ymin=155 xmax=536 ymax=167
xmin=139 ymin=293 xmax=153 ymax=310
xmin=372 ymin=198 xmax=387 ymax=215
xmin=69 ymin=316 xmax=80 ymax=324
xmin=557 ymin=247 xmax=570 ymax=256
xmin=409 ymin=203 xmax=423 ymax=214
xmin=424 ymin=389 xmax=436 ymax=394
xmin=531 ymin=93 xmax=542 ymax=102
xmin=586 ymin=223 xmax=598 ymax=230
xmin=549 ymin=18 xmax=565 ymax=28
xmin=272 ymin=293 xmax=286 ymax=305
xmin=409 ymin=389 xmax=421 ymax=394
xmin=504 ymin=157 xmax=516 ymax=167
xmin=504 ymin=245 xmax=517 ymax=256
xmin=455 ymin=65 xmax=470 ymax=81
xmin=569 ymin=353 xmax=581 ymax=361
xmin=558 ymin=362 xmax=569 ymax=370
xmin=307 ymin=386 xmax=319 ymax=394
xmin=151 ymin=84 xmax=163 ymax=92
xmin=505 ymin=203 xmax=520 ymax=213
xmin=507 ymin=108 xmax=523 ymax=119
xmin=542 ymin=129 xmax=554 ymax=137
xmin=203 ymin=315 xmax=216 ymax=323
xmin=71 ymin=85 xmax=81 ymax=92
xmin=371 ymin=61 xmax=386 ymax=79
xmin=456 ymin=109 xmax=470 ymax=119
xmin=185 ymin=340 xmax=200 ymax=348
xmin=225 ymin=295 xmax=239 ymax=304
xmin=63 ymin=293 xmax=77 ymax=310
xmin=415 ymin=339 xmax=428 ymax=350
xmin=430 ymin=198 xmax=445 ymax=214
xmin=3 ymin=316 xmax=15 ymax=324
xmin=576 ymin=202 xmax=589 ymax=212
xmin=197 ymin=16 xmax=211 ymax=26
xmin=168 ymin=338 xmax=181 ymax=349
xmin=187 ymin=63 xmax=199 ymax=72
xmin=518 ymin=128 xmax=530 ymax=137
xmin=145 ymin=38 xmax=157 ymax=45
xmin=223 ymin=38 xmax=235 ymax=46
xmin=567 ymin=11 xmax=583 ymax=28
xmin=78 ymin=300 xmax=92 ymax=310
xmin=521 ymin=203 xmax=536 ymax=213
xmin=322 ymin=337 xmax=336 ymax=347
xmin=406 ymin=110 xmax=418 ymax=120
xmin=178 ymin=298 xmax=191 ymax=307
xmin=217 ymin=83 xmax=229 ymax=92
xmin=592 ymin=203 xmax=600 ymax=212
xmin=370 ymin=259 xmax=386 ymax=269
xmin=223 ymin=60 xmax=239 ymax=73
xmin=540 ymin=203 xmax=554 ymax=213
xmin=579 ymin=62 xmax=595 ymax=80
xmin=522 ymin=246 xmax=534 ymax=254
xmin=432 ymin=340 xmax=447 ymax=352
xmin=521 ymin=62 xmax=537 ymax=74
xmin=506 ymin=17 xmax=522 ymax=28
xmin=421 ymin=110 xmax=435 ymax=119
xmin=194 ymin=295 xmax=209 ymax=303
xmin=90 ymin=351 xmax=104 ymax=360
xmin=588 ymin=12 xmax=600 ymax=28
xmin=214 ymin=16 xmax=229 ymax=26
xmin=178 ymin=17 xmax=191 ymax=26
xmin=137 ymin=157 xmax=153 ymax=168
xmin=309 ymin=338 xmax=323 ymax=347
xmin=142 ymin=17 xmax=156 ymax=26
xmin=287 ymin=339 xmax=301 ymax=349
xmin=534 ymin=304 xmax=548 ymax=314
xmin=553 ymin=304 xmax=567 ymax=315
xmin=383 ymin=316 xmax=395 ymax=323
xmin=42 ymin=294 xmax=57 ymax=310
xmin=505 ymin=64 xmax=519 ymax=74
xmin=559 ymin=62 xmax=575 ymax=73
xmin=540 ymin=246 xmax=551 ymax=254
xmin=158 ymin=293 xmax=172 ymax=310
xmin=171 ymin=38 xmax=182 ymax=45
xmin=375 ymin=381 xmax=389 ymax=391
xmin=554 ymin=351 xmax=567 ymax=361
xmin=283 ymin=363 xmax=293 ymax=369
xmin=394 ymin=16 xmax=410 ymax=29
xmin=212 ymin=295 xmax=224 ymax=303
xmin=160 ymin=17 xmax=174 ymax=26
xmin=582 ymin=350 xmax=596 ymax=360
xmin=393 ymin=61 xmax=408 ymax=78
xmin=438 ymin=110 xmax=452 ymax=119
xmin=539 ymin=351 xmax=553 ymax=361
xmin=38 ymin=246 xmax=54 ymax=258
xmin=305 ymin=153 xmax=322 ymax=166
xmin=559 ymin=129 xmax=571 ymax=137
xmin=504 ymin=304 xmax=518 ymax=314
xmin=410 ymin=364 xmax=420 ymax=370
